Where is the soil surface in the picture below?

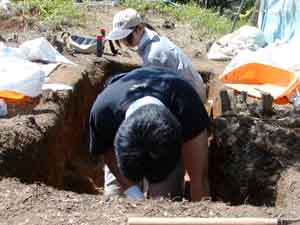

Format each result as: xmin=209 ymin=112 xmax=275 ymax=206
xmin=1 ymin=3 xmax=300 ymax=225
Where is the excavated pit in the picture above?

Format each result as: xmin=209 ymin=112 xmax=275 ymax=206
xmin=1 ymin=57 xmax=299 ymax=209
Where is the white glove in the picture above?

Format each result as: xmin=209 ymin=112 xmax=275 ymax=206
xmin=124 ymin=185 xmax=144 ymax=200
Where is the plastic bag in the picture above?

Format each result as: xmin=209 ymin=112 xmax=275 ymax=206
xmin=224 ymin=40 xmax=300 ymax=75
xmin=0 ymin=0 xmax=11 ymax=12
xmin=19 ymin=37 xmax=74 ymax=64
xmin=208 ymin=26 xmax=266 ymax=60
xmin=0 ymin=56 xmax=45 ymax=97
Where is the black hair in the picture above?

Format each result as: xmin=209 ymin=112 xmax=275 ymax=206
xmin=124 ymin=23 xmax=159 ymax=46
xmin=143 ymin=23 xmax=158 ymax=33
xmin=114 ymin=104 xmax=182 ymax=183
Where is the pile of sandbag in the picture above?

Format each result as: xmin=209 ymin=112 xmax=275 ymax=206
xmin=0 ymin=37 xmax=74 ymax=117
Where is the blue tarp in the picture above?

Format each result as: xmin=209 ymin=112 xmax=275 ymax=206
xmin=258 ymin=0 xmax=300 ymax=44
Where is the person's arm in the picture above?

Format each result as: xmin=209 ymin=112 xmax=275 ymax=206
xmin=182 ymin=130 xmax=210 ymax=201
xmin=103 ymin=148 xmax=134 ymax=190
xmin=103 ymin=148 xmax=144 ymax=199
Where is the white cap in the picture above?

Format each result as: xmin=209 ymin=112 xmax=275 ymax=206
xmin=106 ymin=8 xmax=142 ymax=40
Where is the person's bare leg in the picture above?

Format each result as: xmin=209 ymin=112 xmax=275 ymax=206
xmin=182 ymin=130 xmax=209 ymax=201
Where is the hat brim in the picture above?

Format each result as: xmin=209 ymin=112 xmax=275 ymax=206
xmin=106 ymin=28 xmax=134 ymax=41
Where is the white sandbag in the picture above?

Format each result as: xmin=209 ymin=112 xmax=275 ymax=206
xmin=208 ymin=25 xmax=267 ymax=60
xmin=19 ymin=37 xmax=74 ymax=64
xmin=0 ymin=56 xmax=45 ymax=97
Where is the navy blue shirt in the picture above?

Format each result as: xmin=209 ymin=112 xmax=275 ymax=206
xmin=89 ymin=67 xmax=209 ymax=156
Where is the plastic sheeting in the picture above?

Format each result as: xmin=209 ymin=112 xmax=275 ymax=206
xmin=258 ymin=0 xmax=300 ymax=44
xmin=223 ymin=39 xmax=300 ymax=75
xmin=207 ymin=25 xmax=266 ymax=61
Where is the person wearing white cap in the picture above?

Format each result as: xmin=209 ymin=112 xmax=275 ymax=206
xmin=89 ymin=67 xmax=210 ymax=201
xmin=106 ymin=8 xmax=206 ymax=102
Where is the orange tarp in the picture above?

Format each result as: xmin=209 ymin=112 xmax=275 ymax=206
xmin=0 ymin=91 xmax=26 ymax=101
xmin=219 ymin=63 xmax=300 ymax=104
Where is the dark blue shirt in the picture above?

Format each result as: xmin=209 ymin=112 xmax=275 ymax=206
xmin=89 ymin=67 xmax=209 ymax=155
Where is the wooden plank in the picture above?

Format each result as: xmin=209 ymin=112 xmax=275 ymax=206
xmin=128 ymin=217 xmax=279 ymax=225
xmin=207 ymin=79 xmax=225 ymax=118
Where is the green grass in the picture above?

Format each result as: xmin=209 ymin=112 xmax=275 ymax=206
xmin=13 ymin=0 xmax=86 ymax=28
xmin=121 ymin=0 xmax=248 ymax=39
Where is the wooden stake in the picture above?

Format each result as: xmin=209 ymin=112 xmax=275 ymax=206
xmin=262 ymin=93 xmax=273 ymax=116
xmin=220 ymin=89 xmax=232 ymax=114
xmin=240 ymin=91 xmax=247 ymax=103
xmin=128 ymin=217 xmax=279 ymax=225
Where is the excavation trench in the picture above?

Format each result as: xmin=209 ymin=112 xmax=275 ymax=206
xmin=0 ymin=58 xmax=298 ymax=208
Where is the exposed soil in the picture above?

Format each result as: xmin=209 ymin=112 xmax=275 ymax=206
xmin=0 ymin=3 xmax=300 ymax=225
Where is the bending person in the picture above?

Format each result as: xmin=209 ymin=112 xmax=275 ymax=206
xmin=106 ymin=8 xmax=206 ymax=102
xmin=89 ymin=67 xmax=210 ymax=201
